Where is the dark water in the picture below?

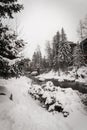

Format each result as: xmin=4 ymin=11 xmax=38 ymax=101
xmin=27 ymin=75 xmax=87 ymax=108
xmin=45 ymin=79 xmax=87 ymax=94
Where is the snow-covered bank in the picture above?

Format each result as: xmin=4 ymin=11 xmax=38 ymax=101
xmin=0 ymin=76 xmax=87 ymax=130
xmin=37 ymin=66 xmax=87 ymax=84
xmin=29 ymin=81 xmax=84 ymax=115
xmin=29 ymin=80 xmax=87 ymax=130
xmin=0 ymin=77 xmax=71 ymax=130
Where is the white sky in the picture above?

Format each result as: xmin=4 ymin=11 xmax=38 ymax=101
xmin=8 ymin=0 xmax=87 ymax=58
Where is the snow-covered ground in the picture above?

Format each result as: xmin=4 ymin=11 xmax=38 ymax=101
xmin=0 ymin=76 xmax=87 ymax=130
xmin=37 ymin=66 xmax=87 ymax=84
xmin=29 ymin=81 xmax=83 ymax=114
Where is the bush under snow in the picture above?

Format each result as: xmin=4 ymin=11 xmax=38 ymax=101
xmin=28 ymin=81 xmax=82 ymax=117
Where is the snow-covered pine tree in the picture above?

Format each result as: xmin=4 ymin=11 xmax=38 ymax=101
xmin=32 ymin=52 xmax=37 ymax=69
xmin=52 ymin=31 xmax=60 ymax=57
xmin=0 ymin=28 xmax=25 ymax=77
xmin=58 ymin=28 xmax=72 ymax=72
xmin=0 ymin=0 xmax=24 ymax=77
xmin=73 ymin=43 xmax=85 ymax=78
xmin=0 ymin=0 xmax=23 ymax=19
xmin=0 ymin=29 xmax=24 ymax=59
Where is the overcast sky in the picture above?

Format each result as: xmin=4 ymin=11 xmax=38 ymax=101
xmin=9 ymin=0 xmax=87 ymax=58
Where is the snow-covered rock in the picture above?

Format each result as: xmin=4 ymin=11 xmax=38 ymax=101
xmin=31 ymin=71 xmax=38 ymax=76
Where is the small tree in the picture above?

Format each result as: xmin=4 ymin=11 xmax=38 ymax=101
xmin=46 ymin=41 xmax=53 ymax=69
xmin=61 ymin=27 xmax=67 ymax=42
xmin=32 ymin=46 xmax=42 ymax=73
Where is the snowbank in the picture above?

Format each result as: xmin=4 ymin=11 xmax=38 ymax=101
xmin=0 ymin=76 xmax=87 ymax=130
xmin=28 ymin=81 xmax=83 ymax=117
xmin=0 ymin=77 xmax=71 ymax=130
xmin=36 ymin=66 xmax=87 ymax=83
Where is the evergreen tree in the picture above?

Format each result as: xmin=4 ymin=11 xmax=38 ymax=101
xmin=0 ymin=0 xmax=24 ymax=77
xmin=52 ymin=31 xmax=60 ymax=71
xmin=0 ymin=29 xmax=24 ymax=59
xmin=73 ymin=43 xmax=85 ymax=77
xmin=32 ymin=46 xmax=42 ymax=73
xmin=78 ymin=15 xmax=87 ymax=41
xmin=36 ymin=45 xmax=42 ymax=68
xmin=61 ymin=28 xmax=67 ymax=42
xmin=58 ymin=28 xmax=72 ymax=71
xmin=46 ymin=41 xmax=53 ymax=69
xmin=32 ymin=52 xmax=37 ymax=69
xmin=42 ymin=56 xmax=48 ymax=69
xmin=0 ymin=0 xmax=23 ymax=18
xmin=52 ymin=31 xmax=60 ymax=57
xmin=0 ymin=30 xmax=25 ymax=77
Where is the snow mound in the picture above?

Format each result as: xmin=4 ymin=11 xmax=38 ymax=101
xmin=28 ymin=81 xmax=83 ymax=117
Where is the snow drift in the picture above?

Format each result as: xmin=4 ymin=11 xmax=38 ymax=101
xmin=28 ymin=81 xmax=83 ymax=117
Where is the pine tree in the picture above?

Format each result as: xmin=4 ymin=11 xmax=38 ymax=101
xmin=46 ymin=41 xmax=53 ymax=69
xmin=0 ymin=30 xmax=25 ymax=77
xmin=32 ymin=52 xmax=37 ymax=69
xmin=58 ymin=28 xmax=72 ymax=71
xmin=61 ymin=28 xmax=67 ymax=42
xmin=42 ymin=56 xmax=48 ymax=69
xmin=0 ymin=30 xmax=24 ymax=59
xmin=0 ymin=0 xmax=23 ymax=18
xmin=52 ymin=31 xmax=60 ymax=57
xmin=52 ymin=31 xmax=60 ymax=71
xmin=73 ymin=43 xmax=85 ymax=77
xmin=32 ymin=46 xmax=42 ymax=73
xmin=78 ymin=15 xmax=87 ymax=41
xmin=0 ymin=0 xmax=24 ymax=77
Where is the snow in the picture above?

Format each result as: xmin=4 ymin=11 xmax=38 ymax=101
xmin=0 ymin=55 xmax=21 ymax=66
xmin=28 ymin=80 xmax=87 ymax=130
xmin=0 ymin=76 xmax=87 ymax=130
xmin=0 ymin=76 xmax=70 ymax=130
xmin=31 ymin=71 xmax=38 ymax=76
xmin=36 ymin=70 xmax=75 ymax=81
xmin=36 ymin=66 xmax=87 ymax=84
xmin=75 ymin=66 xmax=87 ymax=84
xmin=29 ymin=81 xmax=83 ymax=114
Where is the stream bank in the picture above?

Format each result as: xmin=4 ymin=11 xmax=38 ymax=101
xmin=27 ymin=74 xmax=87 ymax=94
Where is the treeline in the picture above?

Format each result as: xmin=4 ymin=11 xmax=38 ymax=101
xmin=31 ymin=28 xmax=85 ymax=75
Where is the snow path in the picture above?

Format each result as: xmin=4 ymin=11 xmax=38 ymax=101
xmin=0 ymin=77 xmax=71 ymax=130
